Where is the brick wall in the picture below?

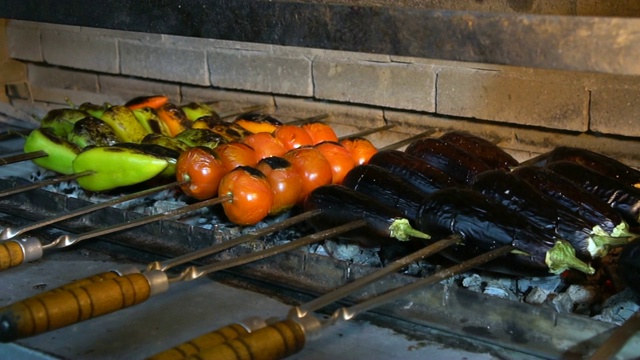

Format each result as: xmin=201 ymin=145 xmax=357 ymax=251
xmin=4 ymin=19 xmax=640 ymax=165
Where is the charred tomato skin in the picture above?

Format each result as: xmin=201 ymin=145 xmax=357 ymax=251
xmin=340 ymin=137 xmax=378 ymax=165
xmin=314 ymin=141 xmax=356 ymax=184
xmin=284 ymin=146 xmax=333 ymax=202
xmin=218 ymin=166 xmax=274 ymax=225
xmin=214 ymin=142 xmax=258 ymax=172
xmin=176 ymin=146 xmax=226 ymax=200
xmin=256 ymin=156 xmax=304 ymax=215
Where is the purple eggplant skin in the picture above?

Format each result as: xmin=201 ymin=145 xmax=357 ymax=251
xmin=511 ymin=165 xmax=631 ymax=238
xmin=618 ymin=238 xmax=640 ymax=297
xmin=404 ymin=138 xmax=492 ymax=184
xmin=368 ymin=149 xmax=459 ymax=195
xmin=303 ymin=185 xmax=431 ymax=247
xmin=546 ymin=161 xmax=640 ymax=227
xmin=471 ymin=169 xmax=610 ymax=260
xmin=521 ymin=146 xmax=640 ymax=187
xmin=415 ymin=187 xmax=595 ymax=277
xmin=342 ymin=164 xmax=427 ymax=222
xmin=438 ymin=131 xmax=518 ymax=171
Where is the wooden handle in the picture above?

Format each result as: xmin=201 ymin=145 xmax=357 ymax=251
xmin=147 ymin=323 xmax=251 ymax=360
xmin=0 ymin=241 xmax=24 ymax=271
xmin=189 ymin=320 xmax=306 ymax=360
xmin=0 ymin=272 xmax=153 ymax=342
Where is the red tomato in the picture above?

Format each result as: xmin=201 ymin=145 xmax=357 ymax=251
xmin=302 ymin=121 xmax=339 ymax=145
xmin=339 ymin=137 xmax=378 ymax=165
xmin=175 ymin=147 xmax=226 ymax=200
xmin=274 ymin=125 xmax=314 ymax=150
xmin=214 ymin=142 xmax=257 ymax=172
xmin=256 ymin=157 xmax=304 ymax=215
xmin=314 ymin=141 xmax=356 ymax=184
xmin=284 ymin=146 xmax=333 ymax=201
xmin=218 ymin=166 xmax=274 ymax=225
xmin=242 ymin=132 xmax=288 ymax=162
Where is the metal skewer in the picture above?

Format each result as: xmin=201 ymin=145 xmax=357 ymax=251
xmin=588 ymin=310 xmax=640 ymax=359
xmin=0 ymin=213 xmax=372 ymax=342
xmin=188 ymin=245 xmax=515 ymax=360
xmin=148 ymin=234 xmax=462 ymax=360
xmin=0 ymin=170 xmax=94 ymax=199
xmin=0 ymin=150 xmax=47 ymax=166
xmin=0 ymin=180 xmax=183 ymax=241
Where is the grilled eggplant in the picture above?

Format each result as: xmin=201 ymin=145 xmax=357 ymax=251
xmin=416 ymin=187 xmax=595 ymax=276
xmin=341 ymin=164 xmax=427 ymax=222
xmin=546 ymin=161 xmax=640 ymax=227
xmin=618 ymin=238 xmax=640 ymax=296
xmin=522 ymin=146 xmax=640 ymax=188
xmin=404 ymin=138 xmax=491 ymax=184
xmin=368 ymin=149 xmax=459 ymax=195
xmin=439 ymin=131 xmax=518 ymax=171
xmin=511 ymin=165 xmax=633 ymax=238
xmin=471 ymin=170 xmax=624 ymax=259
xmin=303 ymin=184 xmax=431 ymax=247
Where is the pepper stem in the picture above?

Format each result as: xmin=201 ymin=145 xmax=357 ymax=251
xmin=388 ymin=218 xmax=431 ymax=242
xmin=545 ymin=240 xmax=595 ymax=275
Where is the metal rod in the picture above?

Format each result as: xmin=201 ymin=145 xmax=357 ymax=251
xmin=42 ymin=194 xmax=232 ymax=250
xmin=328 ymin=245 xmax=515 ymax=323
xmin=285 ymin=114 xmax=331 ymax=126
xmin=338 ymin=124 xmax=395 ymax=141
xmin=293 ymin=234 xmax=462 ymax=317
xmin=147 ymin=209 xmax=323 ymax=272
xmin=0 ymin=170 xmax=94 ymax=199
xmin=588 ymin=310 xmax=640 ymax=360
xmin=378 ymin=129 xmax=438 ymax=151
xmin=218 ymin=104 xmax=267 ymax=118
xmin=0 ymin=181 xmax=182 ymax=240
xmin=0 ymin=150 xmax=47 ymax=166
xmin=169 ymin=219 xmax=367 ymax=282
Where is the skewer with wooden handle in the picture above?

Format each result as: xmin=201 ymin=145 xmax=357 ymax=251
xmin=147 ymin=234 xmax=461 ymax=360
xmin=186 ymin=245 xmax=515 ymax=360
xmin=0 ymin=212 xmax=367 ymax=342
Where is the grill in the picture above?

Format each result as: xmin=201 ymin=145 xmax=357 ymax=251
xmin=2 ymin=1 xmax=640 ymax=359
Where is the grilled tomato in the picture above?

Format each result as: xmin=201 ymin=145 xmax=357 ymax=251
xmin=302 ymin=121 xmax=338 ymax=145
xmin=274 ymin=125 xmax=314 ymax=150
xmin=314 ymin=141 xmax=356 ymax=184
xmin=242 ymin=132 xmax=288 ymax=162
xmin=256 ymin=156 xmax=304 ymax=214
xmin=176 ymin=146 xmax=226 ymax=200
xmin=214 ymin=142 xmax=257 ymax=172
xmin=340 ymin=137 xmax=378 ymax=165
xmin=284 ymin=146 xmax=333 ymax=201
xmin=218 ymin=166 xmax=274 ymax=225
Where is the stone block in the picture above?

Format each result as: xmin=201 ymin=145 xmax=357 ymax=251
xmin=436 ymin=66 xmax=589 ymax=131
xmin=208 ymin=49 xmax=312 ymax=96
xmin=120 ymin=41 xmax=209 ymax=86
xmin=6 ymin=21 xmax=42 ymax=62
xmin=41 ymin=30 xmax=118 ymax=73
xmin=313 ymin=58 xmax=436 ymax=112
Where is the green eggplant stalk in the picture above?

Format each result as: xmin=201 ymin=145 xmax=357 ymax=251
xmin=99 ymin=105 xmax=150 ymax=143
xmin=40 ymin=108 xmax=92 ymax=138
xmin=132 ymin=107 xmax=172 ymax=136
xmin=72 ymin=146 xmax=170 ymax=191
xmin=67 ymin=117 xmax=120 ymax=148
xmin=23 ymin=128 xmax=81 ymax=175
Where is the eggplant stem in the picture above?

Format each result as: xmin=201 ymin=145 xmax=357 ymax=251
xmin=592 ymin=234 xmax=634 ymax=249
xmin=611 ymin=222 xmax=635 ymax=238
xmin=545 ymin=240 xmax=595 ymax=275
xmin=388 ymin=218 xmax=431 ymax=242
